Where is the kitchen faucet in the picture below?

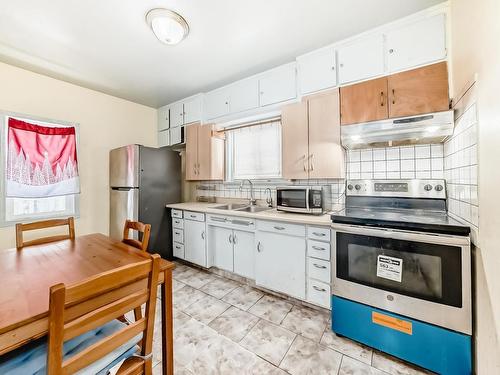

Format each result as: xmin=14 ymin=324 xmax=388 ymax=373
xmin=239 ymin=179 xmax=256 ymax=206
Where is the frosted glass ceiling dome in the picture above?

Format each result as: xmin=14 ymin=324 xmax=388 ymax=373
xmin=146 ymin=8 xmax=189 ymax=45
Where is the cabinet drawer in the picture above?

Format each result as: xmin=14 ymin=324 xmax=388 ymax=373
xmin=307 ymin=279 xmax=331 ymax=309
xmin=307 ymin=226 xmax=331 ymax=242
xmin=171 ymin=209 xmax=183 ymax=219
xmin=307 ymin=240 xmax=330 ymax=261
xmin=257 ymin=220 xmax=306 ymax=237
xmin=307 ymin=258 xmax=331 ymax=284
xmin=172 ymin=218 xmax=184 ymax=229
xmin=185 ymin=211 xmax=205 ymax=222
xmin=173 ymin=242 xmax=185 ymax=259
xmin=173 ymin=228 xmax=184 ymax=243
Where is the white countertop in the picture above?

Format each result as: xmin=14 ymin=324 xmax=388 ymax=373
xmin=166 ymin=202 xmax=333 ymax=226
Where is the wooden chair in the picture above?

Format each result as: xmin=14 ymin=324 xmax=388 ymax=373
xmin=122 ymin=220 xmax=151 ymax=252
xmin=47 ymin=253 xmax=161 ymax=375
xmin=15 ymin=217 xmax=75 ymax=249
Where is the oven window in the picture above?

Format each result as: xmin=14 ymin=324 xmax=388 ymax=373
xmin=278 ymin=190 xmax=306 ymax=208
xmin=336 ymin=232 xmax=462 ymax=307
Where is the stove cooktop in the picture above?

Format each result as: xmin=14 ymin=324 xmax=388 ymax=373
xmin=331 ymin=207 xmax=471 ymax=236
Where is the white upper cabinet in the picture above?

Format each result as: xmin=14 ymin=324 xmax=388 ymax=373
xmin=297 ymin=47 xmax=337 ymax=95
xmin=169 ymin=126 xmax=182 ymax=145
xmin=158 ymin=105 xmax=170 ymax=131
xmin=259 ymin=63 xmax=297 ymax=106
xmin=170 ymin=102 xmax=184 ymax=128
xmin=158 ymin=129 xmax=169 ymax=147
xmin=229 ymin=78 xmax=259 ymax=114
xmin=204 ymin=87 xmax=230 ymax=120
xmin=183 ymin=96 xmax=202 ymax=124
xmin=386 ymin=14 xmax=447 ymax=73
xmin=338 ymin=34 xmax=385 ymax=84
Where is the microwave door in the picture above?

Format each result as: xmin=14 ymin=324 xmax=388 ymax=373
xmin=278 ymin=189 xmax=308 ymax=209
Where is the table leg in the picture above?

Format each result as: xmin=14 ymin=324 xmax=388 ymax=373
xmin=161 ymin=269 xmax=174 ymax=375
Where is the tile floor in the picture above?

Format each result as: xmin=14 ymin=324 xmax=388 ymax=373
xmin=150 ymin=262 xmax=432 ymax=375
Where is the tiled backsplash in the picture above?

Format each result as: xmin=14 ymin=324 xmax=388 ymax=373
xmin=444 ymin=103 xmax=479 ymax=230
xmin=347 ymin=144 xmax=444 ymax=180
xmin=196 ymin=179 xmax=346 ymax=212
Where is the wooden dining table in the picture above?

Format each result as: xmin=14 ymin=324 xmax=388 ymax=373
xmin=0 ymin=233 xmax=175 ymax=375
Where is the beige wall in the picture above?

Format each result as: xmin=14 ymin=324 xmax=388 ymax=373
xmin=450 ymin=0 xmax=500 ymax=373
xmin=0 ymin=62 xmax=157 ymax=250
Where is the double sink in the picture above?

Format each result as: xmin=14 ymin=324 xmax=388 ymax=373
xmin=213 ymin=203 xmax=272 ymax=213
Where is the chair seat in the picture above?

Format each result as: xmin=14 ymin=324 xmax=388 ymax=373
xmin=0 ymin=320 xmax=141 ymax=375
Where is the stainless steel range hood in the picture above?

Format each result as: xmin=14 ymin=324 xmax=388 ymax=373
xmin=341 ymin=110 xmax=454 ymax=150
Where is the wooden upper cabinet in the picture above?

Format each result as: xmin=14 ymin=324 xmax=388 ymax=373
xmin=388 ymin=62 xmax=449 ymax=118
xmin=185 ymin=123 xmax=224 ymax=181
xmin=282 ymin=100 xmax=309 ymax=180
xmin=308 ymin=89 xmax=344 ymax=179
xmin=340 ymin=77 xmax=388 ymax=125
xmin=185 ymin=124 xmax=198 ymax=180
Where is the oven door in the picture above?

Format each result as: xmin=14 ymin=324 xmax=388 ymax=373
xmin=276 ymin=188 xmax=309 ymax=213
xmin=332 ymin=223 xmax=471 ymax=334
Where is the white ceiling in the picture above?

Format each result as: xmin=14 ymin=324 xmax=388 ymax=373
xmin=0 ymin=0 xmax=445 ymax=108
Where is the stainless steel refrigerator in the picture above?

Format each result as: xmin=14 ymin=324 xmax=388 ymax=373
xmin=109 ymin=144 xmax=181 ymax=259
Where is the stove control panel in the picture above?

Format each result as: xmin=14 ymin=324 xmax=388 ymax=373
xmin=346 ymin=179 xmax=447 ymax=199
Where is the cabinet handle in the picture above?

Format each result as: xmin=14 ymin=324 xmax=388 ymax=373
xmin=303 ymin=154 xmax=307 ymax=172
xmin=313 ymin=263 xmax=327 ymax=269
xmin=229 ymin=234 xmax=233 ymax=244
xmin=190 ymin=215 xmax=197 ymax=219
xmin=310 ymin=154 xmax=314 ymax=171
xmin=312 ymin=232 xmax=326 ymax=237
xmin=380 ymin=91 xmax=384 ymax=107
xmin=339 ymin=63 xmax=344 ymax=68
xmin=331 ymin=66 xmax=335 ymax=71
xmin=389 ymin=48 xmax=394 ymax=54
xmin=233 ymin=234 xmax=237 ymax=244
xmin=392 ymin=89 xmax=396 ymax=105
xmin=257 ymin=241 xmax=262 ymax=252
xmin=274 ymin=226 xmax=285 ymax=231
xmin=212 ymin=217 xmax=227 ymax=223
xmin=201 ymin=231 xmax=205 ymax=240
xmin=175 ymin=245 xmax=181 ymax=249
xmin=313 ymin=285 xmax=327 ymax=292
xmin=312 ymin=245 xmax=326 ymax=251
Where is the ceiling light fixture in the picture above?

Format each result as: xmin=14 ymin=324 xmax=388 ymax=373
xmin=146 ymin=8 xmax=189 ymax=45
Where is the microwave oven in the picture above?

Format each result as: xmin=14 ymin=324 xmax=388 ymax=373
xmin=276 ymin=186 xmax=328 ymax=214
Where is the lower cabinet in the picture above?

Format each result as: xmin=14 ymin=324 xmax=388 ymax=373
xmin=255 ymin=229 xmax=306 ymax=300
xmin=210 ymin=226 xmax=234 ymax=272
xmin=184 ymin=219 xmax=207 ymax=267
xmin=233 ymin=230 xmax=255 ymax=279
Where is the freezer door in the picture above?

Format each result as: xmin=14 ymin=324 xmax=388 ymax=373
xmin=109 ymin=188 xmax=139 ymax=240
xmin=109 ymin=145 xmax=139 ymax=188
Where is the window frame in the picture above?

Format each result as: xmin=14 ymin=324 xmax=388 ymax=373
xmin=225 ymin=120 xmax=284 ymax=182
xmin=0 ymin=111 xmax=80 ymax=227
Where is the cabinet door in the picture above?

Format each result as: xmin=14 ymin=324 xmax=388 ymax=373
xmin=297 ymin=47 xmax=337 ymax=95
xmin=170 ymin=102 xmax=184 ymax=128
xmin=158 ymin=129 xmax=169 ymax=148
xmin=340 ymin=77 xmax=388 ymax=125
xmin=255 ymin=231 xmax=306 ymax=299
xmin=209 ymin=226 xmax=234 ymax=272
xmin=388 ymin=62 xmax=449 ymax=118
xmin=308 ymin=90 xmax=344 ymax=178
xmin=196 ymin=124 xmax=214 ymax=181
xmin=183 ymin=97 xmax=202 ymax=124
xmin=169 ymin=126 xmax=182 ymax=145
xmin=185 ymin=124 xmax=198 ymax=180
xmin=386 ymin=14 xmax=446 ymax=73
xmin=184 ymin=220 xmax=207 ymax=267
xmin=233 ymin=230 xmax=255 ymax=279
xmin=259 ymin=63 xmax=297 ymax=106
xmin=158 ymin=105 xmax=170 ymax=131
xmin=229 ymin=78 xmax=259 ymax=114
xmin=282 ymin=101 xmax=309 ymax=180
xmin=204 ymin=88 xmax=230 ymax=120
xmin=338 ymin=34 xmax=385 ymax=84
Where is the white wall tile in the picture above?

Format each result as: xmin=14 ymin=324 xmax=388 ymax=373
xmin=361 ymin=149 xmax=373 ymax=162
xmin=431 ymin=144 xmax=444 ymax=158
xmin=386 ymin=148 xmax=400 ymax=160
xmin=373 ymin=149 xmax=386 ymax=161
xmin=415 ymin=145 xmax=431 ymax=159
xmin=373 ymin=161 xmax=386 ymax=172
xmin=431 ymin=158 xmax=444 ymax=171
xmin=416 ymin=158 xmax=431 ymax=171
xmin=373 ymin=172 xmax=386 ymax=179
xmin=349 ymin=162 xmax=360 ymax=173
xmin=349 ymin=150 xmax=360 ymax=162
xmin=386 ymin=171 xmax=401 ymax=179
xmin=386 ymin=160 xmax=400 ymax=172
xmin=401 ymin=171 xmax=415 ymax=179
xmin=401 ymin=159 xmax=415 ymax=172
xmin=361 ymin=161 xmax=373 ymax=172
xmin=400 ymin=146 xmax=415 ymax=160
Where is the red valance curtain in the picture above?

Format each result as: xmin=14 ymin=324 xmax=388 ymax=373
xmin=6 ymin=117 xmax=80 ymax=198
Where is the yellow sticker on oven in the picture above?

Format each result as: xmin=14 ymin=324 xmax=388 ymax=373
xmin=372 ymin=312 xmax=413 ymax=335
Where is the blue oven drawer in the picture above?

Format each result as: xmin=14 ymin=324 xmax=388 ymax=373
xmin=332 ymin=296 xmax=471 ymax=375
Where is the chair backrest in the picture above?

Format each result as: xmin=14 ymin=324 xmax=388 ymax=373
xmin=15 ymin=217 xmax=75 ymax=249
xmin=122 ymin=220 xmax=151 ymax=252
xmin=47 ymin=253 xmax=160 ymax=374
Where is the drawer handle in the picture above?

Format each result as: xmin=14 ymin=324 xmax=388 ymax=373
xmin=274 ymin=226 xmax=286 ymax=231
xmin=313 ymin=285 xmax=327 ymax=292
xmin=190 ymin=215 xmax=197 ymax=219
xmin=312 ymin=245 xmax=326 ymax=251
xmin=175 ymin=245 xmax=181 ymax=249
xmin=212 ymin=217 xmax=227 ymax=222
xmin=313 ymin=263 xmax=327 ymax=269
xmin=312 ymin=232 xmax=326 ymax=237
xmin=233 ymin=220 xmax=252 ymax=226
xmin=175 ymin=231 xmax=180 ymax=235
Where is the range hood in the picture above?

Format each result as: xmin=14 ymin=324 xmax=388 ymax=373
xmin=341 ymin=110 xmax=454 ymax=150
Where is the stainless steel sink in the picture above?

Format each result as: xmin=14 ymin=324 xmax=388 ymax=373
xmin=213 ymin=203 xmax=249 ymax=210
xmin=235 ymin=206 xmax=271 ymax=213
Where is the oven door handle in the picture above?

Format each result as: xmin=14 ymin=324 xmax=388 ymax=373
xmin=331 ymin=223 xmax=470 ymax=246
